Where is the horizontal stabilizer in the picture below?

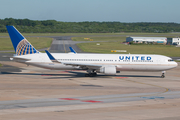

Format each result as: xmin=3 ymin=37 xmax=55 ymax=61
xmin=2 ymin=55 xmax=31 ymax=61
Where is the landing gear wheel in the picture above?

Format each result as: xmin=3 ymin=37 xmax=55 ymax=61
xmin=92 ymin=73 xmax=97 ymax=76
xmin=85 ymin=72 xmax=97 ymax=77
xmin=85 ymin=74 xmax=90 ymax=77
xmin=161 ymin=75 xmax=165 ymax=78
xmin=160 ymin=71 xmax=166 ymax=78
xmin=89 ymin=73 xmax=93 ymax=77
xmin=161 ymin=73 xmax=165 ymax=78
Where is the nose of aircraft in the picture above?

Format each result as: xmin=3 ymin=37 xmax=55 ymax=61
xmin=173 ymin=61 xmax=178 ymax=68
xmin=167 ymin=61 xmax=178 ymax=69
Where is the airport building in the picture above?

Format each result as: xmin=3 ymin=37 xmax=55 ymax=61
xmin=126 ymin=37 xmax=167 ymax=44
xmin=167 ymin=38 xmax=180 ymax=45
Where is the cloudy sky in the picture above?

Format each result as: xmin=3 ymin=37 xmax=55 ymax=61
xmin=1 ymin=0 xmax=180 ymax=23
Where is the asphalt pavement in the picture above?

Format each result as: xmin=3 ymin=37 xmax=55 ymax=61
xmin=1 ymin=91 xmax=180 ymax=110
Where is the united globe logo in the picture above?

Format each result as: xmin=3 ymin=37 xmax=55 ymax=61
xmin=16 ymin=39 xmax=39 ymax=55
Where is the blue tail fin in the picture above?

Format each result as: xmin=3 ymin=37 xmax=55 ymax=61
xmin=6 ymin=26 xmax=39 ymax=56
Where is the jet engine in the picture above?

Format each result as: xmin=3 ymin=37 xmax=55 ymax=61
xmin=97 ymin=66 xmax=116 ymax=75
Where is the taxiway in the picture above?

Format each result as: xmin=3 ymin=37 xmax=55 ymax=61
xmin=0 ymin=62 xmax=180 ymax=120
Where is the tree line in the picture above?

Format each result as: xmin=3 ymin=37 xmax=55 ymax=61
xmin=0 ymin=18 xmax=180 ymax=33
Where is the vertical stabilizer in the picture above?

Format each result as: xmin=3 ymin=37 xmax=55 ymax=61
xmin=6 ymin=26 xmax=39 ymax=56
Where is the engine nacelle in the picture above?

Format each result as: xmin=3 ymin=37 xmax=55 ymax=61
xmin=97 ymin=66 xmax=116 ymax=75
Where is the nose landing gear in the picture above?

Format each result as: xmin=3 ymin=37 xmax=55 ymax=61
xmin=161 ymin=71 xmax=166 ymax=78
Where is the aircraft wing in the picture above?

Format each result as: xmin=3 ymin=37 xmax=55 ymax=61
xmin=61 ymin=62 xmax=102 ymax=69
xmin=45 ymin=50 xmax=102 ymax=69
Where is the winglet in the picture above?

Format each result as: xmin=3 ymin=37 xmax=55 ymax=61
xmin=45 ymin=50 xmax=59 ymax=63
xmin=69 ymin=47 xmax=76 ymax=53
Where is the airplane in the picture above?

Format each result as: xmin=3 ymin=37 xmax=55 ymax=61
xmin=6 ymin=26 xmax=178 ymax=78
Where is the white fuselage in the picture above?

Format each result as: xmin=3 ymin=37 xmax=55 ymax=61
xmin=13 ymin=53 xmax=178 ymax=72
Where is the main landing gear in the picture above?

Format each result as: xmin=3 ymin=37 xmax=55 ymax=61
xmin=85 ymin=72 xmax=97 ymax=77
xmin=85 ymin=70 xmax=97 ymax=77
xmin=161 ymin=71 xmax=166 ymax=78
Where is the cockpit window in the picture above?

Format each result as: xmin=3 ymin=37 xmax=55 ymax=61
xmin=168 ymin=59 xmax=174 ymax=62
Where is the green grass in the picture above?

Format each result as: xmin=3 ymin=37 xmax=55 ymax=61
xmin=73 ymin=34 xmax=180 ymax=57
xmin=0 ymin=63 xmax=2 ymax=67
xmin=0 ymin=33 xmax=9 ymax=36
xmin=0 ymin=38 xmax=14 ymax=50
xmin=72 ymin=36 xmax=127 ymax=42
xmin=72 ymin=33 xmax=180 ymax=42
xmin=0 ymin=33 xmax=132 ymax=37
xmin=1 ymin=32 xmax=180 ymax=56
xmin=27 ymin=37 xmax=53 ymax=49
xmin=0 ymin=37 xmax=53 ymax=51
xmin=77 ymin=42 xmax=180 ymax=57
xmin=1 ymin=32 xmax=180 ymax=37
xmin=0 ymin=33 xmax=122 ymax=37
